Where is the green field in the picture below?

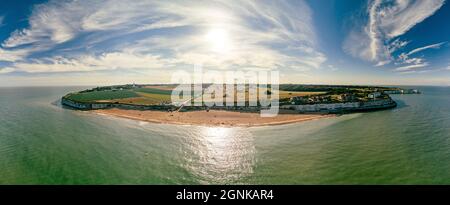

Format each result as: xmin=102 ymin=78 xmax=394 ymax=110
xmin=133 ymin=87 xmax=173 ymax=95
xmin=66 ymin=90 xmax=139 ymax=102
xmin=279 ymin=91 xmax=326 ymax=99
xmin=65 ymin=84 xmax=331 ymax=106
xmin=65 ymin=86 xmax=174 ymax=105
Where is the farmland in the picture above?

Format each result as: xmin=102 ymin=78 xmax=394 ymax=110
xmin=64 ymin=84 xmax=395 ymax=107
xmin=64 ymin=84 xmax=331 ymax=106
xmin=64 ymin=85 xmax=174 ymax=105
xmin=64 ymin=90 xmax=139 ymax=102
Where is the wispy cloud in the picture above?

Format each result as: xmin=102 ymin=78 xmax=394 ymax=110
xmin=406 ymin=42 xmax=447 ymax=55
xmin=0 ymin=0 xmax=326 ymax=76
xmin=0 ymin=48 xmax=31 ymax=62
xmin=343 ymin=0 xmax=445 ymax=66
xmin=2 ymin=1 xmax=93 ymax=48
xmin=12 ymin=52 xmax=166 ymax=73
xmin=0 ymin=67 xmax=14 ymax=74
xmin=395 ymin=63 xmax=428 ymax=72
xmin=327 ymin=65 xmax=339 ymax=71
xmin=0 ymin=16 xmax=4 ymax=27
xmin=388 ymin=39 xmax=410 ymax=54
xmin=393 ymin=42 xmax=447 ymax=72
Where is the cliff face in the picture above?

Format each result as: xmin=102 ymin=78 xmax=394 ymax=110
xmin=280 ymin=98 xmax=396 ymax=113
xmin=61 ymin=96 xmax=175 ymax=111
xmin=62 ymin=95 xmax=397 ymax=114
xmin=61 ymin=98 xmax=91 ymax=110
xmin=359 ymin=98 xmax=397 ymax=109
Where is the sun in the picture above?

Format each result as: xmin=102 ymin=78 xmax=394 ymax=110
xmin=205 ymin=28 xmax=232 ymax=54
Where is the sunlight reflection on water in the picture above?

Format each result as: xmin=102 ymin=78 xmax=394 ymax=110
xmin=183 ymin=126 xmax=256 ymax=184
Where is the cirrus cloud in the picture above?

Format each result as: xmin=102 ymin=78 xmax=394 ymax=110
xmin=343 ymin=0 xmax=445 ymax=67
xmin=0 ymin=0 xmax=326 ymax=76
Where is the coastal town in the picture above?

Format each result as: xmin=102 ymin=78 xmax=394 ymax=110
xmin=279 ymin=85 xmax=419 ymax=113
xmin=62 ymin=84 xmax=420 ymax=114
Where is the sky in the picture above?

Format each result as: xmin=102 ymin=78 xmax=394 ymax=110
xmin=0 ymin=0 xmax=449 ymax=86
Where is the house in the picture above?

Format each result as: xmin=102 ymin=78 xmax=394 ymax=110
xmin=368 ymin=92 xmax=381 ymax=99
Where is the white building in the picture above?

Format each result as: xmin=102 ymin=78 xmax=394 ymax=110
xmin=368 ymin=92 xmax=381 ymax=99
xmin=281 ymin=102 xmax=360 ymax=112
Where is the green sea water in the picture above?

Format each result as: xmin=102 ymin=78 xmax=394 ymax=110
xmin=0 ymin=86 xmax=449 ymax=184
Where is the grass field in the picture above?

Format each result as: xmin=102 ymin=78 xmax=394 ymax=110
xmin=66 ymin=85 xmax=326 ymax=106
xmin=143 ymin=85 xmax=177 ymax=91
xmin=135 ymin=92 xmax=172 ymax=104
xmin=200 ymin=88 xmax=324 ymax=104
xmin=66 ymin=90 xmax=139 ymax=102
xmin=279 ymin=91 xmax=326 ymax=99
xmin=132 ymin=87 xmax=173 ymax=95
xmin=66 ymin=86 xmax=173 ymax=105
xmin=113 ymin=97 xmax=165 ymax=105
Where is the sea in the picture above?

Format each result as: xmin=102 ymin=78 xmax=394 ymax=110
xmin=0 ymin=86 xmax=449 ymax=184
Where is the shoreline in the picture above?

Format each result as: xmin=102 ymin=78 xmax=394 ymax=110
xmin=92 ymin=108 xmax=334 ymax=127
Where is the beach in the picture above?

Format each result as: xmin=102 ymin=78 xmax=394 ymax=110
xmin=2 ymin=86 xmax=449 ymax=184
xmin=93 ymin=108 xmax=333 ymax=127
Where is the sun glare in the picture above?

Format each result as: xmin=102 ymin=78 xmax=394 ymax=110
xmin=205 ymin=28 xmax=232 ymax=54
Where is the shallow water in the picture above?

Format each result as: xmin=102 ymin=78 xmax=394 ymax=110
xmin=0 ymin=86 xmax=449 ymax=184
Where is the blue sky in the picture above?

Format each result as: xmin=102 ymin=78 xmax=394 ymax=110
xmin=0 ymin=0 xmax=449 ymax=86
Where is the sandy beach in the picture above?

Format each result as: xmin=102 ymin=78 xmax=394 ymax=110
xmin=93 ymin=108 xmax=333 ymax=127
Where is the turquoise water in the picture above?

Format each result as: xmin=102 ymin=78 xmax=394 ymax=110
xmin=0 ymin=86 xmax=449 ymax=184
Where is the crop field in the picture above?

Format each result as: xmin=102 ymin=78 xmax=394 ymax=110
xmin=143 ymin=85 xmax=177 ymax=91
xmin=134 ymin=92 xmax=172 ymax=104
xmin=132 ymin=87 xmax=173 ymax=95
xmin=113 ymin=97 xmax=165 ymax=105
xmin=66 ymin=86 xmax=174 ymax=105
xmin=279 ymin=91 xmax=326 ymax=99
xmin=65 ymin=85 xmax=327 ymax=106
xmin=199 ymin=87 xmax=325 ymax=104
